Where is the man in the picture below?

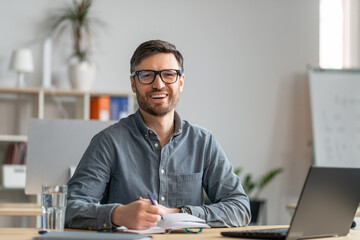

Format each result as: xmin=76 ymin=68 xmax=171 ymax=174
xmin=65 ymin=40 xmax=251 ymax=230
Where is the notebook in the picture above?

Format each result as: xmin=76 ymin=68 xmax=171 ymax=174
xmin=118 ymin=213 xmax=210 ymax=234
xmin=221 ymin=166 xmax=360 ymax=240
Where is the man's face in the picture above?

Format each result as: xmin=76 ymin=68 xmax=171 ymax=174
xmin=130 ymin=53 xmax=184 ymax=117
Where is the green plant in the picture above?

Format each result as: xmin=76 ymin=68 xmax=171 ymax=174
xmin=51 ymin=0 xmax=103 ymax=62
xmin=235 ymin=167 xmax=283 ymax=200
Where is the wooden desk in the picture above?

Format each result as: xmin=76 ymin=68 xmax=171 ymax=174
xmin=0 ymin=226 xmax=359 ymax=240
xmin=286 ymin=204 xmax=360 ymax=217
xmin=0 ymin=203 xmax=42 ymax=216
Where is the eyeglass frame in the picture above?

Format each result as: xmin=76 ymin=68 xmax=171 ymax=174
xmin=131 ymin=69 xmax=183 ymax=85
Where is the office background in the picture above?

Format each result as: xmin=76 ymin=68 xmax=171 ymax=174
xmin=0 ymin=0 xmax=319 ymax=226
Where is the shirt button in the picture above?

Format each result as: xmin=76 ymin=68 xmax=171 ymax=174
xmin=103 ymin=223 xmax=107 ymax=228
xmin=154 ymin=143 xmax=159 ymax=147
xmin=161 ymin=196 xmax=165 ymax=201
xmin=161 ymin=169 xmax=165 ymax=174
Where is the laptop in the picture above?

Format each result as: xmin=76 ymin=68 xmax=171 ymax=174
xmin=221 ymin=167 xmax=360 ymax=240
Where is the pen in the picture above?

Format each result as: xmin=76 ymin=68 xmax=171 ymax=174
xmin=147 ymin=193 xmax=164 ymax=220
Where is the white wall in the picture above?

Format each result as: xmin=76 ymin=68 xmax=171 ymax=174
xmin=346 ymin=0 xmax=360 ymax=67
xmin=0 ymin=0 xmax=319 ymax=225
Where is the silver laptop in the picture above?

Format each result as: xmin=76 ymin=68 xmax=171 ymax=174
xmin=221 ymin=167 xmax=360 ymax=240
xmin=25 ymin=118 xmax=115 ymax=195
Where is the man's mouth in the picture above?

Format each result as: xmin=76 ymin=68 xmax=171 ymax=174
xmin=150 ymin=93 xmax=167 ymax=99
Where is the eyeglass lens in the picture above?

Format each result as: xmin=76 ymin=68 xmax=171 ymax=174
xmin=138 ymin=70 xmax=179 ymax=84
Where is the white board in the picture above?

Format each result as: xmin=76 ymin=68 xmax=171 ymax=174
xmin=309 ymin=68 xmax=360 ymax=167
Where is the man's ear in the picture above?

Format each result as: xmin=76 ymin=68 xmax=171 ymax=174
xmin=179 ymin=74 xmax=184 ymax=92
xmin=130 ymin=76 xmax=136 ymax=93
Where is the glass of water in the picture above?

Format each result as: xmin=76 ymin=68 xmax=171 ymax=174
xmin=41 ymin=185 xmax=68 ymax=231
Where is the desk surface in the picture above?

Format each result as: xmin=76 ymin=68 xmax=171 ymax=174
xmin=1 ymin=226 xmax=359 ymax=240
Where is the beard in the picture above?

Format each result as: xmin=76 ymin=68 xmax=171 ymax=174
xmin=135 ymin=85 xmax=180 ymax=117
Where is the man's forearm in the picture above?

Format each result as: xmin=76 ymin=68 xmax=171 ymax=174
xmin=65 ymin=200 xmax=119 ymax=230
xmin=186 ymin=199 xmax=251 ymax=227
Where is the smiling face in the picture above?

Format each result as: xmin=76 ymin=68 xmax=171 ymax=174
xmin=130 ymin=53 xmax=184 ymax=117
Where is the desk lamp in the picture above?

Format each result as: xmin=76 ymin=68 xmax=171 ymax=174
xmin=9 ymin=48 xmax=34 ymax=88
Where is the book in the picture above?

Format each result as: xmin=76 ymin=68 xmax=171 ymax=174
xmin=5 ymin=142 xmax=27 ymax=165
xmin=110 ymin=97 xmax=129 ymax=120
xmin=5 ymin=143 xmax=15 ymax=164
xmin=90 ymin=96 xmax=110 ymax=121
xmin=11 ymin=142 xmax=19 ymax=164
xmin=119 ymin=213 xmax=210 ymax=234
xmin=17 ymin=142 xmax=27 ymax=165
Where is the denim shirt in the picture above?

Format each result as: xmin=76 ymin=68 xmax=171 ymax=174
xmin=65 ymin=110 xmax=251 ymax=230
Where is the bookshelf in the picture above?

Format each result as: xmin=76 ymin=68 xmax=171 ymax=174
xmin=0 ymin=86 xmax=135 ymax=226
xmin=0 ymin=87 xmax=135 ymax=120
xmin=0 ymin=87 xmax=135 ymax=189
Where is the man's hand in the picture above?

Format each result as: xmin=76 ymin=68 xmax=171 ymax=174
xmin=111 ymin=199 xmax=165 ymax=230
xmin=157 ymin=204 xmax=181 ymax=214
xmin=138 ymin=198 xmax=180 ymax=215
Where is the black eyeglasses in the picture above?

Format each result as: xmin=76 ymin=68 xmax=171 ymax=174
xmin=131 ymin=69 xmax=183 ymax=84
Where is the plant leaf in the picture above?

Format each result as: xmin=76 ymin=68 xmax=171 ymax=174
xmin=234 ymin=167 xmax=242 ymax=176
xmin=243 ymin=174 xmax=256 ymax=195
xmin=254 ymin=168 xmax=283 ymax=199
xmin=49 ymin=0 xmax=105 ymax=62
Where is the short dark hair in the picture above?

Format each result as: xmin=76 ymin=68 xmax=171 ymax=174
xmin=130 ymin=40 xmax=184 ymax=73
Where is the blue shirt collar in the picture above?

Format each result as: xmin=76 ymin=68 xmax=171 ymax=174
xmin=134 ymin=109 xmax=182 ymax=139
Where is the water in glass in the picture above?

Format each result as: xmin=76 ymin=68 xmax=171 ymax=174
xmin=42 ymin=185 xmax=67 ymax=231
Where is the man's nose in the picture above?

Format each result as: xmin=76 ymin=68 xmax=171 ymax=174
xmin=152 ymin=73 xmax=165 ymax=89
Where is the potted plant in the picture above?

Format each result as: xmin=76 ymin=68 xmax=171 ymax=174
xmin=51 ymin=0 xmax=103 ymax=91
xmin=234 ymin=167 xmax=283 ymax=224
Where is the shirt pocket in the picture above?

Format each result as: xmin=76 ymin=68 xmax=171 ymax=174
xmin=175 ymin=172 xmax=203 ymax=206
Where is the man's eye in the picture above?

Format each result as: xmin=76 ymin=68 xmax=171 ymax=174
xmin=163 ymin=72 xmax=176 ymax=77
xmin=140 ymin=73 xmax=154 ymax=78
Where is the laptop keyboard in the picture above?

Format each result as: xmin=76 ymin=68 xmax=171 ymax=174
xmin=221 ymin=228 xmax=289 ymax=239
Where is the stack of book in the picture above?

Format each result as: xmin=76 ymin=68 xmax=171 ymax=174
xmin=5 ymin=142 xmax=27 ymax=165
xmin=90 ymin=96 xmax=129 ymax=121
xmin=3 ymin=143 xmax=27 ymax=188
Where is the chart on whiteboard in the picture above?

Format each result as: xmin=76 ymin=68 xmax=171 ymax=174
xmin=309 ymin=69 xmax=360 ymax=168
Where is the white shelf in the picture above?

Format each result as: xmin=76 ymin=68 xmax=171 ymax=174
xmin=0 ymin=87 xmax=135 ymax=120
xmin=0 ymin=135 xmax=28 ymax=142
xmin=0 ymin=88 xmax=134 ymax=143
xmin=0 ymin=86 xmax=132 ymax=97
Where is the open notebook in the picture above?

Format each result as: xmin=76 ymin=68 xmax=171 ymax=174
xmin=118 ymin=213 xmax=210 ymax=234
xmin=221 ymin=167 xmax=360 ymax=240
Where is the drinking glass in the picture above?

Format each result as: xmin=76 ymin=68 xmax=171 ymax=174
xmin=41 ymin=185 xmax=68 ymax=231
